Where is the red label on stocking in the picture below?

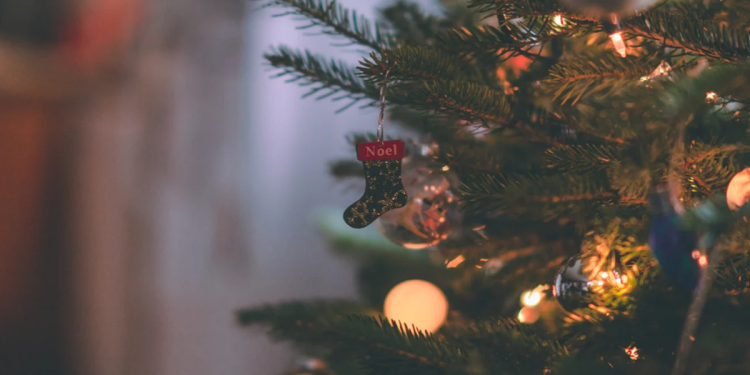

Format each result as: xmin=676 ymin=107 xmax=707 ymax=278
xmin=357 ymin=140 xmax=405 ymax=161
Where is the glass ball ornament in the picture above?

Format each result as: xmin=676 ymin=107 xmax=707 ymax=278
xmin=553 ymin=253 xmax=632 ymax=311
xmin=553 ymin=254 xmax=595 ymax=312
xmin=384 ymin=279 xmax=448 ymax=333
xmin=727 ymin=167 xmax=750 ymax=211
xmin=375 ymin=163 xmax=461 ymax=249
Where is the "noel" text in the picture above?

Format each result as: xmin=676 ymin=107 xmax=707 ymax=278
xmin=365 ymin=144 xmax=398 ymax=157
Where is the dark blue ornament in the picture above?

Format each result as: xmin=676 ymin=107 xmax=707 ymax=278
xmin=648 ymin=185 xmax=700 ymax=290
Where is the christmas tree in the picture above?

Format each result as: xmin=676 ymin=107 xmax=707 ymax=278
xmin=239 ymin=0 xmax=750 ymax=374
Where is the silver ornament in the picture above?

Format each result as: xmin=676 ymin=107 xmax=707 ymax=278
xmin=553 ymin=254 xmax=594 ymax=311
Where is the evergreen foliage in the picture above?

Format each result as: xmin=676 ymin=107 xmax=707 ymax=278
xmin=242 ymin=0 xmax=750 ymax=373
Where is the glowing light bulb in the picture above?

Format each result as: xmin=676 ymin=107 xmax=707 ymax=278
xmin=445 ymin=255 xmax=465 ymax=268
xmin=384 ymin=280 xmax=448 ymax=333
xmin=624 ymin=345 xmax=639 ymax=360
xmin=553 ymin=15 xmax=566 ymax=26
xmin=522 ymin=290 xmax=542 ymax=307
xmin=698 ymin=255 xmax=708 ymax=267
xmin=609 ymin=32 xmax=627 ymax=58
xmin=706 ymin=91 xmax=718 ymax=102
xmin=518 ymin=306 xmax=540 ymax=324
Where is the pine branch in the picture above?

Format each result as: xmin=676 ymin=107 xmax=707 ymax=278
xmin=606 ymin=165 xmax=652 ymax=205
xmin=468 ymin=0 xmax=597 ymax=27
xmin=436 ymin=22 xmax=566 ymax=61
xmin=625 ymin=8 xmax=750 ymax=63
xmin=236 ymin=300 xmax=367 ymax=326
xmin=410 ymin=80 xmax=513 ymax=124
xmin=459 ymin=173 xmax=621 ymax=218
xmin=456 ymin=318 xmax=569 ymax=374
xmin=239 ymin=303 xmax=468 ymax=375
xmin=265 ymin=46 xmax=378 ymax=110
xmin=379 ymin=0 xmax=441 ymax=45
xmin=336 ymin=315 xmax=467 ymax=375
xmin=438 ymin=144 xmax=508 ymax=174
xmin=471 ymin=1 xmax=750 ymax=63
xmin=264 ymin=0 xmax=394 ymax=52
xmin=682 ymin=142 xmax=750 ymax=193
xmin=660 ymin=64 xmax=750 ymax=117
xmin=545 ymin=144 xmax=622 ymax=173
xmin=468 ymin=0 xmax=561 ymax=15
xmin=358 ymin=46 xmax=463 ymax=84
xmin=685 ymin=143 xmax=750 ymax=168
xmin=557 ymin=107 xmax=639 ymax=145
xmin=544 ymin=54 xmax=669 ymax=105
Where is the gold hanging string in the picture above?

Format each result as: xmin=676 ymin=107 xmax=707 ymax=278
xmin=377 ymin=66 xmax=394 ymax=145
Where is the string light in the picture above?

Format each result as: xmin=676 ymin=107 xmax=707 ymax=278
xmin=604 ymin=15 xmax=627 ymax=58
xmin=640 ymin=61 xmax=673 ymax=83
xmin=384 ymin=280 xmax=448 ymax=333
xmin=706 ymin=91 xmax=718 ymax=102
xmin=609 ymin=32 xmax=627 ymax=58
xmin=521 ymin=287 xmax=543 ymax=306
xmin=445 ymin=255 xmax=465 ymax=268
xmin=691 ymin=250 xmax=701 ymax=259
xmin=624 ymin=345 xmax=639 ymax=360
xmin=517 ymin=306 xmax=540 ymax=324
xmin=698 ymin=255 xmax=708 ymax=267
xmin=553 ymin=14 xmax=566 ymax=26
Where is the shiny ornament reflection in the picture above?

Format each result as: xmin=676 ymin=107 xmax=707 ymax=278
xmin=727 ymin=167 xmax=750 ymax=210
xmin=640 ymin=61 xmax=673 ymax=85
xmin=384 ymin=280 xmax=448 ymax=333
xmin=375 ymin=165 xmax=460 ymax=249
xmin=518 ymin=306 xmax=540 ymax=324
xmin=553 ymin=254 xmax=594 ymax=311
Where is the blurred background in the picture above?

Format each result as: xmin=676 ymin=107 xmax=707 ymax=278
xmin=0 ymin=0 xmax=410 ymax=373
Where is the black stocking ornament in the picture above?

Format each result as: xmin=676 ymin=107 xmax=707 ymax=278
xmin=343 ymin=68 xmax=407 ymax=228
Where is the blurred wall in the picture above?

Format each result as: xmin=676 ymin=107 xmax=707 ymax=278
xmin=243 ymin=0 xmax=381 ymax=373
xmin=68 ymin=0 xmax=386 ymax=374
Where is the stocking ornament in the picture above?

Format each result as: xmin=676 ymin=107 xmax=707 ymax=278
xmin=344 ymin=68 xmax=408 ymax=228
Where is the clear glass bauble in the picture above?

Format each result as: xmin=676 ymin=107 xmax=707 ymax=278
xmin=553 ymin=254 xmax=594 ymax=312
xmin=553 ymin=253 xmax=630 ymax=312
xmin=375 ymin=163 xmax=460 ymax=249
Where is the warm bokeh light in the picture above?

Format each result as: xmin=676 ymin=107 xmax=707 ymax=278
xmin=692 ymin=250 xmax=701 ymax=259
xmin=384 ymin=280 xmax=448 ymax=333
xmin=727 ymin=168 xmax=750 ymax=210
xmin=698 ymin=255 xmax=708 ymax=267
xmin=706 ymin=91 xmax=718 ymax=102
xmin=624 ymin=345 xmax=639 ymax=360
xmin=553 ymin=15 xmax=566 ymax=26
xmin=521 ymin=285 xmax=545 ymax=306
xmin=518 ymin=306 xmax=540 ymax=324
xmin=445 ymin=255 xmax=465 ymax=268
xmin=609 ymin=32 xmax=627 ymax=58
